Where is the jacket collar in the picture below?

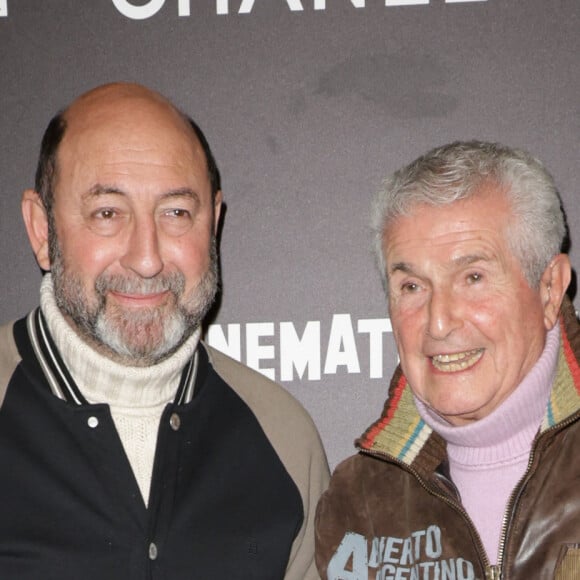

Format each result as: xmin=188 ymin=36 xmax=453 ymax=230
xmin=26 ymin=308 xmax=199 ymax=407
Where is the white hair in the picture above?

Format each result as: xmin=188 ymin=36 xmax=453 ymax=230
xmin=371 ymin=140 xmax=567 ymax=290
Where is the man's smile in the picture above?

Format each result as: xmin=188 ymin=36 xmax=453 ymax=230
xmin=430 ymin=348 xmax=484 ymax=372
xmin=108 ymin=290 xmax=170 ymax=307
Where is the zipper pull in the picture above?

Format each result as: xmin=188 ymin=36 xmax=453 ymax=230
xmin=486 ymin=565 xmax=501 ymax=580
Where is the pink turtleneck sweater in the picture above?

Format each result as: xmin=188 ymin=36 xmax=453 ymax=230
xmin=415 ymin=324 xmax=560 ymax=564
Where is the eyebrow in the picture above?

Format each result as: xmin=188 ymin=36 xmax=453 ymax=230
xmin=159 ymin=187 xmax=200 ymax=202
xmin=388 ymin=254 xmax=491 ymax=277
xmin=82 ymin=184 xmax=125 ymax=200
xmin=82 ymin=184 xmax=199 ymax=202
xmin=451 ymin=253 xmax=491 ymax=268
xmin=389 ymin=262 xmax=414 ymax=277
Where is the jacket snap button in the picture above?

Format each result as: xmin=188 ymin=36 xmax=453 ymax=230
xmin=149 ymin=542 xmax=158 ymax=560
xmin=169 ymin=413 xmax=181 ymax=431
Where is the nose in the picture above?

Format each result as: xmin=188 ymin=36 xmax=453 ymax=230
xmin=427 ymin=287 xmax=463 ymax=340
xmin=119 ymin=217 xmax=164 ymax=278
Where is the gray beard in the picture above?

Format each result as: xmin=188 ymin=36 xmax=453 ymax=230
xmin=49 ymin=224 xmax=218 ymax=366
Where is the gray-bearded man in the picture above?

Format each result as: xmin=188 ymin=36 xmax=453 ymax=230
xmin=315 ymin=141 xmax=580 ymax=579
xmin=0 ymin=82 xmax=329 ymax=579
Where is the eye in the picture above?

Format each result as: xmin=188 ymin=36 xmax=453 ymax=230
xmin=159 ymin=207 xmax=195 ymax=236
xmin=85 ymin=206 xmax=125 ymax=236
xmin=93 ymin=208 xmax=117 ymax=220
xmin=165 ymin=208 xmax=191 ymax=219
xmin=467 ymin=272 xmax=483 ymax=284
xmin=401 ymin=281 xmax=420 ymax=293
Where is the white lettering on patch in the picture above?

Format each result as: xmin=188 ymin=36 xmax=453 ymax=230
xmin=327 ymin=527 xmax=475 ymax=580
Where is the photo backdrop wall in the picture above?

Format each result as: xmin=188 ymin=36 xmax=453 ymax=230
xmin=1 ymin=0 xmax=578 ymax=468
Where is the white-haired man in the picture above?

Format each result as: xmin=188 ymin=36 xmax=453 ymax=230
xmin=315 ymin=141 xmax=579 ymax=579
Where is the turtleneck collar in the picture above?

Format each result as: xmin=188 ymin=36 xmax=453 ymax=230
xmin=39 ymin=273 xmax=201 ymax=408
xmin=415 ymin=322 xmax=560 ymax=465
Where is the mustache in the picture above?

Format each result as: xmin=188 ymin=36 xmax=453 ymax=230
xmin=95 ymin=272 xmax=186 ymax=296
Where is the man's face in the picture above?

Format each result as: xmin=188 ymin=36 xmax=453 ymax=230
xmin=384 ymin=188 xmax=554 ymax=425
xmin=46 ymin=91 xmax=221 ymax=365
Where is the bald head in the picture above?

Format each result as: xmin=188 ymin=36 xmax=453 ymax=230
xmin=34 ymin=82 xmax=220 ymax=213
xmin=69 ymin=82 xmax=177 ymax=114
xmin=64 ymin=83 xmax=193 ymax=148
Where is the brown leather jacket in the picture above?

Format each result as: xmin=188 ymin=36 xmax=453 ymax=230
xmin=315 ymin=298 xmax=580 ymax=580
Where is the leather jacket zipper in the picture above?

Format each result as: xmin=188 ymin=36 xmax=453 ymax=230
xmin=493 ymin=413 xmax=580 ymax=578
xmin=486 ymin=565 xmax=502 ymax=579
xmin=492 ymin=453 xmax=535 ymax=577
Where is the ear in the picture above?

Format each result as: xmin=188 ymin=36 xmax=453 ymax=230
xmin=540 ymin=253 xmax=572 ymax=330
xmin=21 ymin=189 xmax=51 ymax=271
xmin=213 ymin=190 xmax=223 ymax=234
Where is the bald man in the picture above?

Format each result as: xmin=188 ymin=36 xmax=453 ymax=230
xmin=0 ymin=83 xmax=329 ymax=579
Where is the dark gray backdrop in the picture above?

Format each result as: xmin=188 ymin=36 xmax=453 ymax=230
xmin=1 ymin=0 xmax=578 ymax=468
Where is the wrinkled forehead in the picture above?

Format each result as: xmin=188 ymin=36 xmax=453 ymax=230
xmin=55 ymin=99 xmax=205 ymax=185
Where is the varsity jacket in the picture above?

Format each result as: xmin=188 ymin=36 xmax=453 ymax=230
xmin=315 ymin=297 xmax=580 ymax=580
xmin=0 ymin=309 xmax=330 ymax=580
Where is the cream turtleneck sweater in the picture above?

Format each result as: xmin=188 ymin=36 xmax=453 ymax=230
xmin=40 ymin=274 xmax=201 ymax=505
